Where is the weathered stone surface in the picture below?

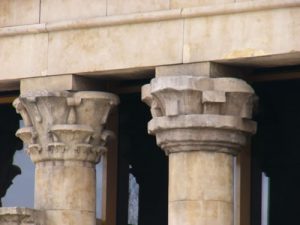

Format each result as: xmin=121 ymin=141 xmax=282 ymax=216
xmin=169 ymin=200 xmax=232 ymax=225
xmin=142 ymin=76 xmax=256 ymax=155
xmin=171 ymin=0 xmax=233 ymax=8
xmin=107 ymin=0 xmax=169 ymax=15
xmin=0 ymin=207 xmax=43 ymax=225
xmin=41 ymin=0 xmax=106 ymax=23
xmin=183 ymin=7 xmax=300 ymax=63
xmin=156 ymin=63 xmax=212 ymax=77
xmin=0 ymin=1 xmax=299 ymax=80
xmin=142 ymin=76 xmax=256 ymax=225
xmin=0 ymin=0 xmax=40 ymax=28
xmin=0 ymin=34 xmax=48 ymax=80
xmin=169 ymin=152 xmax=233 ymax=225
xmin=35 ymin=161 xmax=96 ymax=211
xmin=20 ymin=75 xmax=109 ymax=95
xmin=44 ymin=210 xmax=95 ymax=225
xmin=169 ymin=152 xmax=233 ymax=202
xmin=13 ymin=91 xmax=119 ymax=225
xmin=47 ymin=20 xmax=183 ymax=75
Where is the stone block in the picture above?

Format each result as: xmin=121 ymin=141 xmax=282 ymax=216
xmin=183 ymin=7 xmax=300 ymax=63
xmin=0 ymin=0 xmax=40 ymax=28
xmin=171 ymin=0 xmax=233 ymax=9
xmin=20 ymin=75 xmax=109 ymax=94
xmin=40 ymin=0 xmax=106 ymax=23
xmin=47 ymin=20 xmax=183 ymax=75
xmin=107 ymin=0 xmax=169 ymax=16
xmin=0 ymin=33 xmax=48 ymax=80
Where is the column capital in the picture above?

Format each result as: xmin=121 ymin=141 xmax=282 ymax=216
xmin=13 ymin=91 xmax=119 ymax=164
xmin=142 ymin=76 xmax=257 ymax=155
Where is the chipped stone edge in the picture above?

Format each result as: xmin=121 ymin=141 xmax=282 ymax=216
xmin=0 ymin=207 xmax=44 ymax=224
xmin=0 ymin=0 xmax=299 ymax=37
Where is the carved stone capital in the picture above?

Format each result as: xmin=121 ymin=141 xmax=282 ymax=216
xmin=13 ymin=91 xmax=119 ymax=164
xmin=142 ymin=76 xmax=257 ymax=155
xmin=0 ymin=208 xmax=43 ymax=225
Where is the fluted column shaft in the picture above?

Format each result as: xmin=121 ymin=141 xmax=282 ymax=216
xmin=14 ymin=91 xmax=119 ymax=225
xmin=142 ymin=76 xmax=257 ymax=225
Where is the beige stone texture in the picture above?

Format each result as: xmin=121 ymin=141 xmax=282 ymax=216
xmin=169 ymin=152 xmax=233 ymax=202
xmin=14 ymin=91 xmax=119 ymax=163
xmin=142 ymin=76 xmax=256 ymax=225
xmin=169 ymin=200 xmax=232 ymax=225
xmin=156 ymin=63 xmax=211 ymax=77
xmin=183 ymin=7 xmax=300 ymax=63
xmin=169 ymin=152 xmax=233 ymax=225
xmin=0 ymin=1 xmax=299 ymax=80
xmin=171 ymin=0 xmax=233 ymax=8
xmin=156 ymin=62 xmax=252 ymax=78
xmin=20 ymin=75 xmax=109 ymax=95
xmin=0 ymin=33 xmax=48 ymax=80
xmin=47 ymin=20 xmax=183 ymax=75
xmin=0 ymin=208 xmax=44 ymax=225
xmin=35 ymin=162 xmax=96 ymax=211
xmin=0 ymin=0 xmax=40 ymax=28
xmin=20 ymin=75 xmax=83 ymax=94
xmin=44 ymin=210 xmax=95 ymax=225
xmin=107 ymin=0 xmax=169 ymax=16
xmin=40 ymin=0 xmax=106 ymax=23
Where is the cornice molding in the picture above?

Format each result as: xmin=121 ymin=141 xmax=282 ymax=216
xmin=0 ymin=0 xmax=299 ymax=37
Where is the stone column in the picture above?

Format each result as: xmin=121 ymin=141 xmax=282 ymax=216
xmin=13 ymin=91 xmax=119 ymax=225
xmin=142 ymin=76 xmax=257 ymax=225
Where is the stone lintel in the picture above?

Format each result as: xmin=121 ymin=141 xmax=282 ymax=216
xmin=155 ymin=62 xmax=253 ymax=78
xmin=20 ymin=75 xmax=109 ymax=95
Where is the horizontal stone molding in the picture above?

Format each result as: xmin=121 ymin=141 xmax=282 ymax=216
xmin=0 ymin=0 xmax=299 ymax=37
xmin=148 ymin=115 xmax=256 ymax=155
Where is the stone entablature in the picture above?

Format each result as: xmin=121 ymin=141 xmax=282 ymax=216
xmin=13 ymin=91 xmax=119 ymax=164
xmin=0 ymin=208 xmax=43 ymax=225
xmin=0 ymin=0 xmax=299 ymax=85
xmin=142 ymin=76 xmax=257 ymax=155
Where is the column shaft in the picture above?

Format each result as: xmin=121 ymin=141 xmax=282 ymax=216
xmin=35 ymin=161 xmax=96 ymax=224
xmin=169 ymin=152 xmax=233 ymax=225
